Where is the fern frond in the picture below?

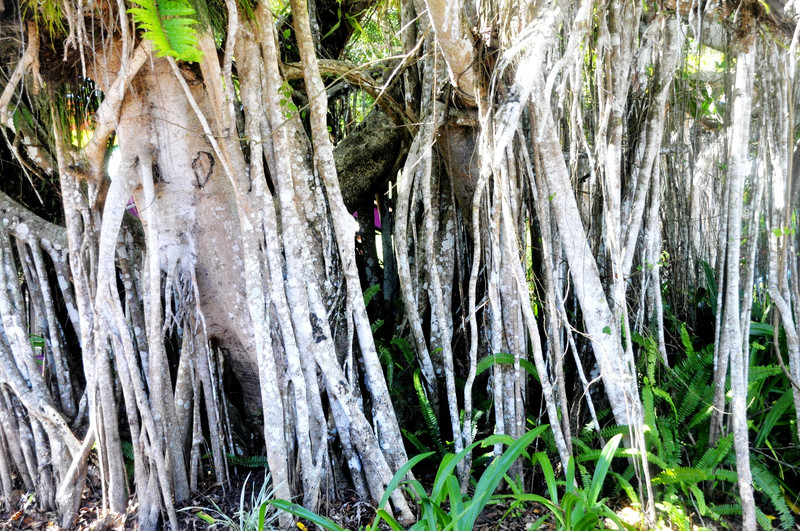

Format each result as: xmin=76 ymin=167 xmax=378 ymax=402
xmin=696 ymin=434 xmax=733 ymax=470
xmin=573 ymin=437 xmax=592 ymax=455
xmin=657 ymin=417 xmax=678 ymax=467
xmin=413 ymin=368 xmax=447 ymax=456
xmin=577 ymin=462 xmax=591 ymax=491
xmin=665 ymin=345 xmax=713 ymax=390
xmin=575 ymin=448 xmax=629 ymax=463
xmin=686 ymin=399 xmax=713 ymax=431
xmin=225 ymin=454 xmax=269 ymax=468
xmin=581 ymin=423 xmax=631 ymax=443
xmin=651 ymin=467 xmax=714 ymax=486
xmin=748 ymin=365 xmax=782 ymax=385
xmin=121 ymin=441 xmax=136 ymax=460
xmin=402 ymin=429 xmax=431 ymax=455
xmin=129 ymin=0 xmax=203 ymax=62
xmin=688 ymin=484 xmax=710 ymax=517
xmin=652 ymin=386 xmax=678 ymax=422
xmin=752 ymin=459 xmax=794 ymax=529
xmin=679 ymin=324 xmax=696 ymax=358
xmin=377 ymin=343 xmax=394 ymax=385
xmin=755 ymin=506 xmax=774 ymax=530
xmin=675 ymin=373 xmax=709 ymax=425
xmin=362 ymin=284 xmax=381 ymax=307
xmin=702 ymin=260 xmax=718 ymax=311
xmin=707 ymin=504 xmax=742 ymax=516
xmin=475 ymin=353 xmax=539 ymax=382
xmin=391 ymin=337 xmax=415 ymax=365
xmin=713 ymin=469 xmax=738 ymax=484
xmin=610 ymin=471 xmax=639 ymax=505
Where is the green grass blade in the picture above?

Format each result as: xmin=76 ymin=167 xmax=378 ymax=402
xmin=532 ymin=452 xmax=559 ymax=505
xmin=267 ymin=500 xmax=346 ymax=531
xmin=258 ymin=502 xmax=267 ymax=530
xmin=588 ymin=433 xmax=623 ymax=506
xmin=372 ymin=509 xmax=405 ymax=531
xmin=378 ymin=451 xmax=434 ymax=509
xmin=461 ymin=425 xmax=548 ymax=528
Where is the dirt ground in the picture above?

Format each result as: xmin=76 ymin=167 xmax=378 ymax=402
xmin=0 ymin=470 xmax=734 ymax=530
xmin=0 ymin=469 xmax=550 ymax=530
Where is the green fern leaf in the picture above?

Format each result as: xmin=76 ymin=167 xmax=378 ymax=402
xmin=362 ymin=284 xmax=381 ymax=307
xmin=475 ymin=353 xmax=540 ymax=382
xmin=679 ymin=324 xmax=696 ymax=357
xmin=688 ymin=484 xmax=709 ymax=516
xmin=702 ymin=260 xmax=718 ymax=312
xmin=651 ymin=467 xmax=713 ymax=485
xmin=413 ymin=368 xmax=447 ymax=456
xmin=748 ymin=365 xmax=782 ymax=385
xmin=129 ymin=0 xmax=203 ymax=62
xmin=610 ymin=471 xmax=639 ymax=504
xmin=696 ymin=434 xmax=733 ymax=470
xmin=751 ymin=459 xmax=794 ymax=529
xmin=755 ymin=506 xmax=774 ymax=530
xmin=402 ymin=429 xmax=431 ymax=455
xmin=120 ymin=440 xmax=136 ymax=460
xmin=391 ymin=337 xmax=416 ymax=365
xmin=713 ymin=469 xmax=738 ymax=484
xmin=708 ymin=503 xmax=742 ymax=516
xmin=225 ymin=453 xmax=269 ymax=468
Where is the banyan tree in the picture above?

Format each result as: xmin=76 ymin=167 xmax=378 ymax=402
xmin=0 ymin=0 xmax=798 ymax=526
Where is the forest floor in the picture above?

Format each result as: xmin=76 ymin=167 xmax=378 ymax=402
xmin=0 ymin=470 xmax=741 ymax=530
xmin=0 ymin=473 xmax=549 ymax=530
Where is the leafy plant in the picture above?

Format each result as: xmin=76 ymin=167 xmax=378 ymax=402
xmin=181 ymin=473 xmax=279 ymax=530
xmin=226 ymin=454 xmax=270 ymax=469
xmin=475 ymin=353 xmax=540 ymax=382
xmin=128 ymin=0 xmax=203 ymax=62
xmin=408 ymin=367 xmax=448 ymax=456
xmin=591 ymin=325 xmax=800 ymax=530
xmin=509 ymin=434 xmax=635 ymax=531
xmin=270 ymin=427 xmax=549 ymax=531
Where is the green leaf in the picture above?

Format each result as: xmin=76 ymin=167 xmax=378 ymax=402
xmin=377 ymin=451 xmax=434 ymax=509
xmin=461 ymin=426 xmax=549 ymax=528
xmin=197 ymin=511 xmax=216 ymax=524
xmin=755 ymin=389 xmax=793 ymax=446
xmin=651 ymin=467 xmax=713 ymax=485
xmin=372 ymin=509 xmax=405 ymax=531
xmin=602 ymin=326 xmax=612 ymax=335
xmin=446 ymin=475 xmax=464 ymax=520
xmin=475 ymin=353 xmax=540 ymax=382
xmin=267 ymin=500 xmax=346 ymax=531
xmin=258 ymin=503 xmax=267 ymax=531
xmin=572 ymin=511 xmax=600 ymax=531
xmin=414 ymin=369 xmax=447 ymax=455
xmin=531 ymin=452 xmax=558 ymax=505
xmin=402 ymin=429 xmax=431 ymax=455
xmin=430 ymin=447 xmax=480 ymax=504
xmin=587 ymin=433 xmax=622 ymax=506
xmin=129 ymin=0 xmax=203 ymax=62
xmin=749 ymin=322 xmax=774 ymax=337
xmin=363 ymin=284 xmax=381 ymax=307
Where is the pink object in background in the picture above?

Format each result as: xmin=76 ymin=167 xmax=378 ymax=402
xmin=126 ymin=197 xmax=139 ymax=218
xmin=352 ymin=207 xmax=381 ymax=230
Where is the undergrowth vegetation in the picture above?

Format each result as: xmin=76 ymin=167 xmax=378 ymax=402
xmin=188 ymin=284 xmax=799 ymax=530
